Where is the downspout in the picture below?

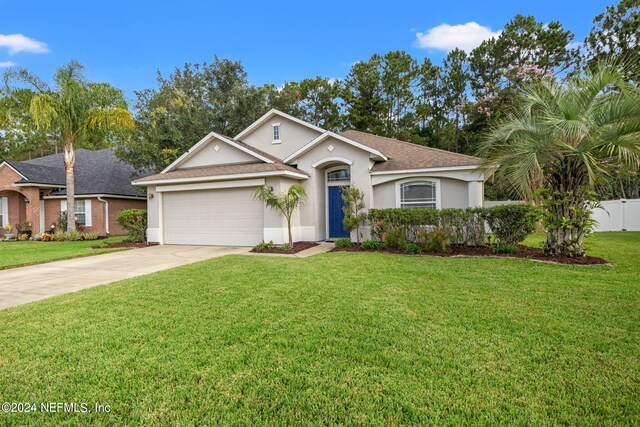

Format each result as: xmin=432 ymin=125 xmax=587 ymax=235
xmin=97 ymin=197 xmax=110 ymax=235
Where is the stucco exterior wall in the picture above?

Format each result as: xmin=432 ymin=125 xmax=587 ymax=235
xmin=241 ymin=115 xmax=322 ymax=160
xmin=373 ymin=177 xmax=469 ymax=209
xmin=295 ymin=136 xmax=373 ymax=241
xmin=179 ymin=140 xmax=257 ymax=169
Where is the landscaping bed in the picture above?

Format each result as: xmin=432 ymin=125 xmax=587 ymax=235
xmin=251 ymin=241 xmax=318 ymax=254
xmin=331 ymin=243 xmax=610 ymax=265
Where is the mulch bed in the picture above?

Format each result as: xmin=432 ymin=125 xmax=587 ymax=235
xmin=331 ymin=243 xmax=610 ymax=265
xmin=92 ymin=242 xmax=156 ymax=249
xmin=251 ymin=241 xmax=318 ymax=254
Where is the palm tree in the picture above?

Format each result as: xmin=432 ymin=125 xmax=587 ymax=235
xmin=254 ymin=184 xmax=307 ymax=247
xmin=29 ymin=61 xmax=135 ymax=231
xmin=479 ymin=62 xmax=640 ymax=257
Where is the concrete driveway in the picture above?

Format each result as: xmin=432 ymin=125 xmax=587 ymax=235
xmin=0 ymin=245 xmax=249 ymax=310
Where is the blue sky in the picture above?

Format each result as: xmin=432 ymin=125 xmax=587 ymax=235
xmin=1 ymin=0 xmax=611 ymax=102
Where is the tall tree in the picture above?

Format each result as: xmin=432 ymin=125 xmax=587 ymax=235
xmin=28 ymin=61 xmax=135 ymax=231
xmin=119 ymin=57 xmax=268 ymax=171
xmin=582 ymin=0 xmax=639 ymax=81
xmin=379 ymin=51 xmax=418 ymax=140
xmin=479 ymin=63 xmax=640 ymax=257
xmin=342 ymin=56 xmax=385 ymax=134
xmin=442 ymin=49 xmax=470 ymax=152
xmin=414 ymin=58 xmax=444 ymax=146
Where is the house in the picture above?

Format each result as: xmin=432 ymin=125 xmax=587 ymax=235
xmin=134 ymin=109 xmax=489 ymax=246
xmin=0 ymin=148 xmax=147 ymax=236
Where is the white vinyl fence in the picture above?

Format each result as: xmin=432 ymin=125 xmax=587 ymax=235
xmin=592 ymin=199 xmax=640 ymax=232
xmin=485 ymin=199 xmax=640 ymax=232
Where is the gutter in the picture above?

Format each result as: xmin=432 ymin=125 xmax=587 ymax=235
xmin=97 ymin=197 xmax=110 ymax=235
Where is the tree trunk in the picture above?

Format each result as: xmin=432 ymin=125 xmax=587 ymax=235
xmin=287 ymin=216 xmax=293 ymax=247
xmin=64 ymin=140 xmax=76 ymax=232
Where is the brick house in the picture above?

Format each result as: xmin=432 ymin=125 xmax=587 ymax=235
xmin=0 ymin=149 xmax=148 ymax=237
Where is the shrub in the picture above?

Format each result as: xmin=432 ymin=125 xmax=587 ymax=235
xmin=404 ymin=243 xmax=422 ymax=254
xmin=493 ymin=243 xmax=518 ymax=254
xmin=334 ymin=238 xmax=353 ymax=248
xmin=81 ymin=232 xmax=99 ymax=241
xmin=40 ymin=233 xmax=54 ymax=242
xmin=361 ymin=239 xmax=381 ymax=250
xmin=116 ymin=209 xmax=147 ymax=243
xmin=255 ymin=240 xmax=274 ymax=249
xmin=54 ymin=231 xmax=83 ymax=241
xmin=484 ymin=204 xmax=539 ymax=247
xmin=418 ymin=227 xmax=453 ymax=253
xmin=383 ymin=226 xmax=407 ymax=251
xmin=341 ymin=186 xmax=367 ymax=243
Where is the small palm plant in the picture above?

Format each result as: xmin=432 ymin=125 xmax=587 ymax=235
xmin=254 ymin=184 xmax=307 ymax=248
xmin=479 ymin=61 xmax=640 ymax=257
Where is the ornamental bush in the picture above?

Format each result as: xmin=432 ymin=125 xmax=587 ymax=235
xmin=368 ymin=205 xmax=538 ymax=249
xmin=484 ymin=204 xmax=539 ymax=246
xmin=116 ymin=209 xmax=147 ymax=243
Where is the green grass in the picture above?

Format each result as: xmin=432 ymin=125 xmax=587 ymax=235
xmin=0 ymin=232 xmax=638 ymax=425
xmin=0 ymin=236 xmax=128 ymax=270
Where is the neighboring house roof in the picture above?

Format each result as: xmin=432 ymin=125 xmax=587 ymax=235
xmin=3 ymin=149 xmax=147 ymax=197
xmin=340 ymin=130 xmax=482 ymax=172
xmin=135 ymin=161 xmax=309 ymax=184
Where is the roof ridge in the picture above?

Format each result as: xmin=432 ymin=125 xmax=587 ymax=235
xmin=341 ymin=129 xmax=481 ymax=161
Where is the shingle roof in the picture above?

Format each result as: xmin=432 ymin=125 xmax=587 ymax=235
xmin=5 ymin=149 xmax=147 ymax=197
xmin=340 ymin=130 xmax=482 ymax=172
xmin=136 ymin=161 xmax=308 ymax=183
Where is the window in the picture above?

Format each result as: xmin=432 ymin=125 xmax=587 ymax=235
xmin=327 ymin=168 xmax=350 ymax=182
xmin=272 ymin=123 xmax=281 ymax=143
xmin=60 ymin=199 xmax=92 ymax=226
xmin=400 ymin=181 xmax=437 ymax=209
xmin=0 ymin=197 xmax=6 ymax=228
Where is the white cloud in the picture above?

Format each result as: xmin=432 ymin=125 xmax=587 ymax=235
xmin=0 ymin=61 xmax=16 ymax=68
xmin=416 ymin=22 xmax=501 ymax=53
xmin=0 ymin=33 xmax=49 ymax=54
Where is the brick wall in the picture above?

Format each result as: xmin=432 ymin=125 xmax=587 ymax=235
xmin=44 ymin=197 xmax=147 ymax=236
xmin=0 ymin=165 xmax=41 ymax=234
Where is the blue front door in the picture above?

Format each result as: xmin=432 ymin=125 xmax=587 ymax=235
xmin=328 ymin=186 xmax=349 ymax=238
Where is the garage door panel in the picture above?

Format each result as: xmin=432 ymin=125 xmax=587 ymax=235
xmin=163 ymin=187 xmax=263 ymax=246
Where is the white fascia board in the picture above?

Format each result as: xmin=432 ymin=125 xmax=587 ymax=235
xmin=133 ymin=170 xmax=308 ymax=186
xmin=156 ymin=178 xmax=266 ymax=193
xmin=12 ymin=183 xmax=65 ymax=189
xmin=162 ymin=132 xmax=274 ymax=174
xmin=234 ymin=109 xmax=326 ymax=140
xmin=283 ymin=132 xmax=387 ymax=164
xmin=43 ymin=194 xmax=146 ymax=200
xmin=0 ymin=161 xmax=28 ymax=180
xmin=370 ymin=165 xmax=480 ymax=175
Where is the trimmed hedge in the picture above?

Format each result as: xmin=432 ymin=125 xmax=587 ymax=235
xmin=369 ymin=205 xmax=539 ymax=247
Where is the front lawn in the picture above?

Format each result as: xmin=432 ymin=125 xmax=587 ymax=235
xmin=0 ymin=232 xmax=638 ymax=425
xmin=0 ymin=236 xmax=128 ymax=270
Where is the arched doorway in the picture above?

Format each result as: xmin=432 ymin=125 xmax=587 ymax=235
xmin=325 ymin=165 xmax=351 ymax=239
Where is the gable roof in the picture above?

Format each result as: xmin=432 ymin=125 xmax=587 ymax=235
xmin=234 ymin=109 xmax=326 ymax=140
xmin=340 ymin=130 xmax=482 ymax=172
xmin=162 ymin=132 xmax=275 ymax=173
xmin=3 ymin=149 xmax=147 ymax=197
xmin=283 ymin=131 xmax=388 ymax=163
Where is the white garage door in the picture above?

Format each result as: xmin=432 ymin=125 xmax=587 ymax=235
xmin=163 ymin=187 xmax=264 ymax=246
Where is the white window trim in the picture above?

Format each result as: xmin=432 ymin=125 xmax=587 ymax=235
xmin=395 ymin=178 xmax=441 ymax=209
xmin=60 ymin=199 xmax=92 ymax=227
xmin=272 ymin=122 xmax=281 ymax=144
xmin=0 ymin=197 xmax=8 ymax=228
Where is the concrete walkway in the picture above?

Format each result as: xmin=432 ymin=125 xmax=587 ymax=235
xmin=0 ymin=245 xmax=249 ymax=310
